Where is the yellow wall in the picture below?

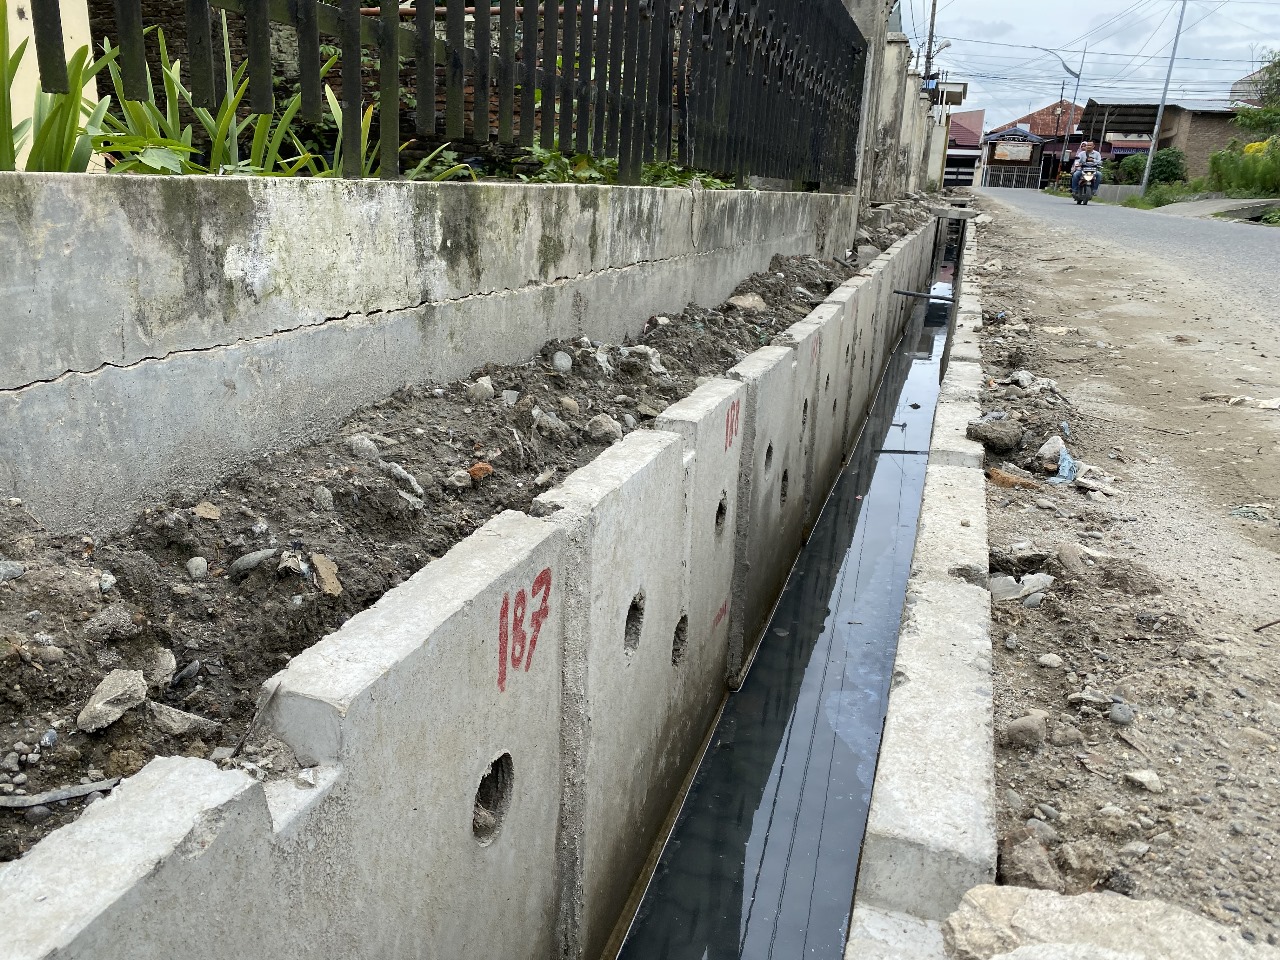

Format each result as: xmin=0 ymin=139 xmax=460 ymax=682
xmin=5 ymin=0 xmax=98 ymax=167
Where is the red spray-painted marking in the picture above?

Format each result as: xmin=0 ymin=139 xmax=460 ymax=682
xmin=497 ymin=567 xmax=554 ymax=691
xmin=712 ymin=598 xmax=729 ymax=630
xmin=724 ymin=399 xmax=742 ymax=452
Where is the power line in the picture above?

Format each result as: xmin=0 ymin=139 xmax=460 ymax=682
xmin=934 ymin=36 xmax=1263 ymax=61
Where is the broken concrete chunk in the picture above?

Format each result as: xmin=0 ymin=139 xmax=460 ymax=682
xmin=78 ymin=670 xmax=147 ymax=732
xmin=380 ymin=460 xmax=425 ymax=496
xmin=148 ymin=701 xmax=222 ymax=737
xmin=967 ymin=419 xmax=1023 ymax=453
xmin=1123 ymin=769 xmax=1164 ymax=793
xmin=84 ymin=603 xmax=142 ymax=643
xmin=348 ymin=433 xmax=381 ymax=462
xmin=728 ymin=293 xmax=767 ymax=312
xmin=191 ymin=501 xmax=221 ymax=520
xmin=586 ymin=414 xmax=624 ymax=442
xmin=147 ymin=647 xmax=177 ymax=687
xmin=466 ymin=376 xmax=495 ymax=403
xmin=310 ymin=553 xmax=342 ymax=597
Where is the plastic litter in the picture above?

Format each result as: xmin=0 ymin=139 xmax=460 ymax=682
xmin=1061 ymin=421 xmax=1071 ymax=438
xmin=1046 ymin=447 xmax=1081 ymax=485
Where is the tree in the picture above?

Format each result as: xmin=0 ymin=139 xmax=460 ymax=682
xmin=1235 ymin=49 xmax=1280 ymax=136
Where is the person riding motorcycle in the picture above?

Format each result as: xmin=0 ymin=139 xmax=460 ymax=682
xmin=1070 ymin=141 xmax=1103 ymax=197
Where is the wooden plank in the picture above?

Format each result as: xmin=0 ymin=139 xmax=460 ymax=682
xmin=340 ymin=0 xmax=363 ymax=177
xmin=558 ymin=0 xmax=575 ymax=148
xmin=111 ymin=0 xmax=148 ymax=100
xmin=30 ymin=0 xmax=69 ymax=95
xmin=186 ymin=0 xmax=217 ymax=109
xmin=415 ymin=0 xmax=436 ymax=136
xmin=539 ymin=0 xmax=559 ymax=149
xmin=474 ymin=0 xmax=492 ymax=141
xmin=246 ymin=0 xmax=274 ymax=113
xmin=379 ymin=0 xmax=399 ymax=176
xmin=445 ymin=0 xmax=465 ymax=138
xmin=519 ymin=0 xmax=537 ymax=145
xmin=497 ymin=0 xmax=515 ymax=143
xmin=573 ymin=0 xmax=592 ymax=154
xmin=292 ymin=0 xmax=322 ymax=121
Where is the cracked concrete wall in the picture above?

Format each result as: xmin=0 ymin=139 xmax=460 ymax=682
xmin=0 ymin=174 xmax=860 ymax=534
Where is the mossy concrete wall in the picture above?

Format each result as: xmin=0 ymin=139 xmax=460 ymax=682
xmin=0 ymin=175 xmax=859 ymax=534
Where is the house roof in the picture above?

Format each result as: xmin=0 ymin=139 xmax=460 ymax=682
xmin=988 ymin=99 xmax=1083 ymax=138
xmin=1080 ymin=98 xmax=1235 ymax=134
xmin=983 ymin=126 xmax=1045 ymax=144
xmin=949 ymin=109 xmax=985 ymax=148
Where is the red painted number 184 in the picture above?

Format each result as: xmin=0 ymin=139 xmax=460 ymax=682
xmin=497 ymin=567 xmax=553 ymax=692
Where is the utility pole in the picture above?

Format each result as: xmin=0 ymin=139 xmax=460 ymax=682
xmin=923 ymin=0 xmax=940 ymax=88
xmin=1142 ymin=0 xmax=1189 ymax=192
xmin=1054 ymin=81 xmax=1066 ymax=181
xmin=1065 ymin=45 xmax=1087 ymax=159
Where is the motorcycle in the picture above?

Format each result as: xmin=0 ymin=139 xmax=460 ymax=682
xmin=1073 ymin=166 xmax=1099 ymax=205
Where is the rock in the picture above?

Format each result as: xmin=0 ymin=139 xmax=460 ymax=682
xmin=312 ymin=485 xmax=334 ymax=511
xmin=990 ymin=576 xmax=1023 ymax=602
xmin=84 ymin=603 xmax=141 ymax=643
xmin=1034 ymin=498 xmax=1055 ymax=510
xmin=1050 ymin=724 xmax=1084 ymax=747
xmin=623 ymin=414 xmax=637 ymax=430
xmin=551 ymin=350 xmax=574 ymax=373
xmin=1003 ymin=788 xmax=1025 ymax=812
xmin=186 ymin=556 xmax=209 ymax=580
xmin=999 ymin=829 xmax=1064 ymax=892
xmin=99 ymin=571 xmax=117 ymax=593
xmin=1124 ymin=769 xmax=1163 ymax=793
xmin=445 ymin=469 xmax=473 ymax=489
xmin=560 ymin=396 xmax=580 ymax=416
xmin=148 ymin=647 xmax=177 ymax=687
xmin=229 ymin=548 xmax=278 ymax=580
xmin=1003 ymin=715 xmax=1047 ymax=749
xmin=348 ymin=433 xmax=381 ymax=462
xmin=502 ymin=390 xmax=520 ymax=406
xmin=1026 ymin=818 xmax=1060 ymax=844
xmin=468 ymin=462 xmax=495 ymax=483
xmin=532 ymin=408 xmax=572 ymax=439
xmin=24 ymin=805 xmax=53 ymax=825
xmin=77 ymin=669 xmax=147 ymax=732
xmin=190 ymin=501 xmax=221 ymax=521
xmin=149 ymin=701 xmax=222 ymax=737
xmin=1067 ymin=688 xmax=1113 ymax=706
xmin=38 ymin=729 xmax=57 ymax=750
xmin=1004 ymin=635 xmax=1020 ymax=651
xmin=1036 ymin=436 xmax=1066 ymax=471
xmin=380 ymin=461 xmax=425 ymax=496
xmin=1118 ymin=840 xmax=1150 ymax=860
xmin=1109 ymin=703 xmax=1136 ymax=726
xmin=967 ymin=419 xmax=1023 ymax=453
xmin=728 ymin=293 xmax=767 ymax=312
xmin=587 ymin=414 xmax=624 ymax=442
xmin=32 ymin=645 xmax=65 ymax=664
xmin=1038 ymin=654 xmax=1064 ymax=669
xmin=856 ymin=244 xmax=882 ymax=265
xmin=1056 ymin=543 xmax=1086 ymax=578
xmin=1 ymin=753 xmax=18 ymax=773
xmin=944 ymin=883 xmax=1265 ymax=960
xmin=310 ymin=553 xmax=342 ymax=597
xmin=466 ymin=376 xmax=495 ymax=403
xmin=1021 ymin=573 xmax=1055 ymax=594
xmin=1035 ymin=803 xmax=1060 ymax=821
xmin=1023 ymin=593 xmax=1045 ymax=609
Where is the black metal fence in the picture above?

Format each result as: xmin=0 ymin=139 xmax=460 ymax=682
xmin=27 ymin=0 xmax=866 ymax=185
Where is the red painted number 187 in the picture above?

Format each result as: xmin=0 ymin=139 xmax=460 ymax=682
xmin=497 ymin=567 xmax=553 ymax=692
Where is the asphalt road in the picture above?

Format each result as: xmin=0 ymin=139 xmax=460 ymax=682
xmin=974 ymin=187 xmax=1280 ymax=319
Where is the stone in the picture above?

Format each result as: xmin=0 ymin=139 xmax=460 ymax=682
xmin=990 ymin=576 xmax=1023 ymax=602
xmin=77 ymin=669 xmax=147 ymax=732
xmin=1026 ymin=818 xmax=1060 ymax=844
xmin=999 ymin=830 xmax=1064 ymax=892
xmin=312 ymin=485 xmax=334 ymax=511
xmin=149 ymin=701 xmax=222 ymax=737
xmin=1050 ymin=724 xmax=1085 ymax=747
xmin=229 ymin=548 xmax=278 ymax=580
xmin=1124 ymin=769 xmax=1163 ymax=793
xmin=1067 ymin=688 xmax=1113 ymax=706
xmin=502 ymin=390 xmax=520 ymax=406
xmin=560 ymin=396 xmax=580 ymax=416
xmin=967 ymin=419 xmax=1023 ymax=452
xmin=623 ymin=414 xmax=637 ymax=430
xmin=445 ymin=469 xmax=473 ymax=489
xmin=1004 ymin=788 xmax=1026 ymax=812
xmin=1005 ymin=636 xmax=1020 ymax=651
xmin=310 ymin=553 xmax=342 ymax=597
xmin=1 ymin=753 xmax=18 ymax=773
xmin=728 ymin=293 xmax=767 ymax=312
xmin=1003 ymin=715 xmax=1047 ymax=749
xmin=1056 ymin=542 xmax=1086 ymax=578
xmin=1036 ymin=436 xmax=1065 ymax=470
xmin=99 ymin=571 xmax=117 ymax=593
xmin=84 ymin=603 xmax=141 ymax=643
xmin=468 ymin=462 xmax=494 ymax=482
xmin=551 ymin=350 xmax=574 ymax=373
xmin=348 ymin=433 xmax=381 ymax=462
xmin=147 ymin=647 xmax=177 ymax=687
xmin=191 ymin=501 xmax=221 ymax=520
xmin=1034 ymin=498 xmax=1055 ymax=510
xmin=1035 ymin=803 xmax=1060 ymax=822
xmin=586 ymin=414 xmax=624 ymax=442
xmin=1118 ymin=840 xmax=1150 ymax=860
xmin=381 ymin=461 xmax=425 ymax=496
xmin=24 ymin=805 xmax=53 ymax=825
xmin=186 ymin=556 xmax=209 ymax=580
xmin=532 ymin=408 xmax=572 ymax=439
xmin=944 ymin=883 xmax=1266 ymax=960
xmin=856 ymin=244 xmax=882 ymax=265
xmin=466 ymin=376 xmax=495 ymax=403
xmin=1023 ymin=593 xmax=1045 ymax=609
xmin=1038 ymin=654 xmax=1064 ymax=669
xmin=1109 ymin=703 xmax=1136 ymax=726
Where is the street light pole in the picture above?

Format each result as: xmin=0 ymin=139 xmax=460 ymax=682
xmin=1036 ymin=45 xmax=1087 ymax=161
xmin=1141 ymin=0 xmax=1189 ymax=192
xmin=923 ymin=0 xmax=940 ymax=86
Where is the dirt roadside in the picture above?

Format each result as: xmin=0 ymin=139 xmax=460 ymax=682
xmin=0 ymin=199 xmax=936 ymax=862
xmin=970 ymin=193 xmax=1280 ymax=947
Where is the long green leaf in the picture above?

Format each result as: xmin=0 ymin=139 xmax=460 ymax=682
xmin=0 ymin=11 xmax=26 ymax=171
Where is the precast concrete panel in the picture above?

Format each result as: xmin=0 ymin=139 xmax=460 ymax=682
xmin=263 ymin=510 xmax=569 ymax=960
xmin=724 ymin=344 xmax=811 ymax=680
xmin=654 ymin=378 xmax=748 ymax=692
xmin=533 ymin=431 xmax=691 ymax=960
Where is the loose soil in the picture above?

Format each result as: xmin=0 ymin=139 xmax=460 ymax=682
xmin=0 ymin=215 xmax=931 ymax=862
xmin=972 ymin=195 xmax=1280 ymax=946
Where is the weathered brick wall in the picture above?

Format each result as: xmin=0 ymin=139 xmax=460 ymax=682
xmin=1183 ymin=113 xmax=1254 ymax=178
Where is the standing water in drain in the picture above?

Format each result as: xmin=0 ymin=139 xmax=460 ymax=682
xmin=616 ymin=301 xmax=950 ymax=960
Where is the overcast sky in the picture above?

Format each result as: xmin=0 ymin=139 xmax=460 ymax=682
xmin=897 ymin=0 xmax=1280 ymax=128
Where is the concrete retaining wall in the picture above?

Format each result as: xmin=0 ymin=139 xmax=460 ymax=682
xmin=0 ymin=217 xmax=942 ymax=960
xmin=846 ymin=223 xmax=997 ymax=959
xmin=1095 ymin=184 xmax=1142 ymax=203
xmin=0 ymin=175 xmax=861 ymax=535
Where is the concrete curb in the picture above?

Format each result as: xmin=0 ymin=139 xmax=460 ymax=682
xmin=847 ymin=224 xmax=996 ymax=957
xmin=0 ymin=221 xmax=945 ymax=960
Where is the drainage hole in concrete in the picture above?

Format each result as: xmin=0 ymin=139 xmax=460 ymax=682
xmin=473 ymin=752 xmax=514 ymax=846
xmin=671 ymin=614 xmax=689 ymax=666
xmin=715 ymin=492 xmax=728 ymax=533
xmin=764 ymin=443 xmax=774 ymax=473
xmin=780 ymin=470 xmax=789 ymax=507
xmin=624 ymin=592 xmax=646 ymax=651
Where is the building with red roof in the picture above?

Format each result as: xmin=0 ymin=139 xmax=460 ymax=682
xmin=945 ymin=109 xmax=985 ymax=187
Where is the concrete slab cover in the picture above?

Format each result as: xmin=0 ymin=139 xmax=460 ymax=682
xmin=534 ymin=431 xmax=692 ymax=960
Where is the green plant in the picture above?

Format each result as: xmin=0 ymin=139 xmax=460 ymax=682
xmin=1117 ymin=153 xmax=1147 ymax=185
xmin=1208 ymin=137 xmax=1280 ymax=195
xmin=1234 ymin=49 xmax=1280 ymax=137
xmin=641 ymin=160 xmax=732 ymax=189
xmin=1148 ymin=147 xmax=1187 ymax=185
xmin=516 ymin=144 xmax=618 ymax=183
xmin=1 ymin=0 xmax=28 ymax=170
xmin=404 ymin=141 xmax=477 ymax=182
xmin=1260 ymin=207 xmax=1280 ymax=225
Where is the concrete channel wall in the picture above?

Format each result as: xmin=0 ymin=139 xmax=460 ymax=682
xmin=0 ymin=218 xmax=942 ymax=960
xmin=0 ymin=175 xmax=860 ymax=535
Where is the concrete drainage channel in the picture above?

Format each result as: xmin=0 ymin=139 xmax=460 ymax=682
xmin=611 ymin=219 xmax=966 ymax=960
xmin=0 ymin=216 xmax=955 ymax=960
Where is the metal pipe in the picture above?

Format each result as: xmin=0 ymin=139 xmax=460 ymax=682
xmin=1141 ymin=0 xmax=1188 ymax=193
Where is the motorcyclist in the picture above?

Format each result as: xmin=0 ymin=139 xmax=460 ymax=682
xmin=1071 ymin=140 xmax=1103 ymax=196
